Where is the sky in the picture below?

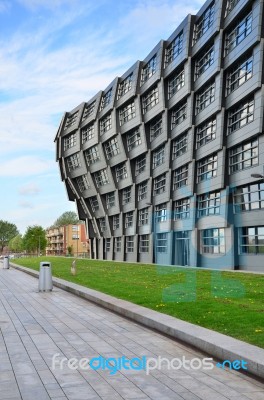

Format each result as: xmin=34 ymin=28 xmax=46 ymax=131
xmin=0 ymin=0 xmax=204 ymax=234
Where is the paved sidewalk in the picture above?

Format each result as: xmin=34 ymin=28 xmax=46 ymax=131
xmin=0 ymin=268 xmax=263 ymax=400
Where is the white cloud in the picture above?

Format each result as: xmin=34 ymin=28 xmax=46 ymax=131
xmin=0 ymin=156 xmax=54 ymax=177
xmin=18 ymin=182 xmax=41 ymax=196
xmin=19 ymin=201 xmax=34 ymax=208
xmin=0 ymin=0 xmax=10 ymax=13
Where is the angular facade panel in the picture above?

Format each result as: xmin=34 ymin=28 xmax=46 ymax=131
xmin=56 ymin=0 xmax=264 ymax=272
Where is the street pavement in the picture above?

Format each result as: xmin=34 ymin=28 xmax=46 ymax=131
xmin=0 ymin=267 xmax=263 ymax=400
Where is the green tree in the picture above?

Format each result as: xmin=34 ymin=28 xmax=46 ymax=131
xmin=8 ymin=234 xmax=24 ymax=252
xmin=0 ymin=220 xmax=19 ymax=252
xmin=67 ymin=245 xmax=73 ymax=256
xmin=54 ymin=211 xmax=80 ymax=227
xmin=23 ymin=225 xmax=47 ymax=254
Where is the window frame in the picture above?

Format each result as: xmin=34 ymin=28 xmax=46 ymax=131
xmin=201 ymin=228 xmax=225 ymax=254
xmin=197 ymin=191 xmax=221 ymax=217
xmin=197 ymin=154 xmax=217 ymax=182
xmin=64 ymin=132 xmax=77 ymax=150
xmin=229 ymin=139 xmax=258 ymax=174
xmin=173 ymin=164 xmax=188 ymax=189
xmin=153 ymin=174 xmax=166 ymax=196
xmin=119 ymin=101 xmax=136 ymax=126
xmin=142 ymin=86 xmax=159 ymax=114
xmin=141 ymin=55 xmax=157 ymax=85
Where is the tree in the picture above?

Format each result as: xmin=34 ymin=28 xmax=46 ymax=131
xmin=67 ymin=245 xmax=73 ymax=256
xmin=0 ymin=220 xmax=19 ymax=252
xmin=54 ymin=211 xmax=80 ymax=227
xmin=23 ymin=225 xmax=47 ymax=254
xmin=9 ymin=234 xmax=24 ymax=252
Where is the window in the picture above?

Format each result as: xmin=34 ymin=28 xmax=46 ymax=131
xmin=229 ymin=139 xmax=258 ymax=174
xmin=153 ymin=145 xmax=165 ymax=169
xmin=153 ymin=174 xmax=166 ymax=196
xmin=193 ymin=2 xmax=214 ymax=44
xmin=72 ymin=225 xmax=79 ymax=231
xmin=67 ymin=153 xmax=81 ymax=171
xmin=139 ymin=235 xmax=149 ymax=253
xmin=94 ymin=169 xmax=109 ymax=187
xmin=126 ymin=236 xmax=134 ymax=252
xmin=106 ymin=192 xmax=115 ymax=209
xmin=226 ymin=56 xmax=253 ymax=96
xmin=225 ymin=12 xmax=252 ymax=56
xmin=76 ymin=175 xmax=90 ymax=192
xmin=117 ymin=73 xmax=133 ymax=99
xmin=195 ymin=46 xmax=214 ymax=80
xmin=100 ymin=113 xmax=112 ymax=134
xmin=164 ymin=31 xmax=183 ymax=67
xmin=138 ymin=181 xmax=148 ymax=201
xmin=114 ymin=237 xmax=122 ymax=252
xmin=197 ymin=191 xmax=220 ymax=217
xmin=65 ymin=111 xmax=79 ymax=129
xmin=155 ymin=203 xmax=167 ymax=222
xmin=233 ymin=183 xmax=264 ymax=213
xmin=82 ymin=123 xmax=94 ymax=143
xmin=138 ymin=208 xmax=149 ymax=226
xmin=150 ymin=117 xmax=162 ymax=141
xmin=72 ymin=234 xmax=79 ymax=240
xmin=142 ymin=86 xmax=159 ymax=114
xmin=105 ymin=238 xmax=111 ymax=252
xmin=196 ymin=81 xmax=215 ymax=114
xmin=156 ymin=233 xmax=168 ymax=253
xmin=174 ymin=198 xmax=190 ymax=220
xmin=197 ymin=154 xmax=217 ymax=182
xmin=225 ymin=0 xmax=240 ymax=17
xmin=90 ymin=196 xmax=99 ymax=212
xmin=82 ymin=101 xmax=96 ymax=121
xmin=100 ymin=88 xmax=112 ymax=110
xmin=125 ymin=211 xmax=133 ymax=228
xmin=116 ymin=163 xmax=128 ymax=182
xmin=99 ymin=218 xmax=106 ymax=232
xmin=119 ymin=101 xmax=136 ymax=126
xmin=141 ymin=55 xmax=157 ymax=84
xmin=84 ymin=145 xmax=100 ymax=165
xmin=173 ymin=165 xmax=188 ymax=189
xmin=196 ymin=117 xmax=216 ymax=148
xmin=104 ymin=137 xmax=120 ymax=159
xmin=172 ymin=132 xmax=188 ymax=158
xmin=239 ymin=226 xmax=264 ymax=254
xmin=202 ymin=228 xmax=225 ymax=254
xmin=64 ymin=132 xmax=77 ymax=150
xmin=135 ymin=155 xmax=146 ymax=175
xmin=113 ymin=215 xmax=120 ymax=230
xmin=168 ymin=70 xmax=184 ymax=99
xmin=127 ymin=128 xmax=141 ymax=151
xmin=227 ymin=98 xmax=254 ymax=134
xmin=122 ymin=187 xmax=131 ymax=204
xmin=171 ymin=102 xmax=187 ymax=129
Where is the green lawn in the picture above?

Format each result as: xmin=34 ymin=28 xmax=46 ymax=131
xmin=13 ymin=256 xmax=264 ymax=348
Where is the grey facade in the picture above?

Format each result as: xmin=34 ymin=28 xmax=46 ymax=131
xmin=55 ymin=0 xmax=264 ymax=272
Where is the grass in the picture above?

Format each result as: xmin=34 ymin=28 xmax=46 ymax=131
xmin=13 ymin=256 xmax=264 ymax=348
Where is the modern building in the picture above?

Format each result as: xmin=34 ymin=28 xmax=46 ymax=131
xmin=46 ymin=224 xmax=89 ymax=257
xmin=55 ymin=0 xmax=264 ymax=272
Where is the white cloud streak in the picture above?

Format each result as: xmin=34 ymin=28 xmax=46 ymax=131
xmin=0 ymin=156 xmax=54 ymax=177
xmin=18 ymin=182 xmax=41 ymax=196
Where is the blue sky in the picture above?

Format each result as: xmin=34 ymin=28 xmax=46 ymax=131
xmin=0 ymin=0 xmax=204 ymax=234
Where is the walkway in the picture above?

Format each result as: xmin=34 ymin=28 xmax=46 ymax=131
xmin=0 ymin=268 xmax=263 ymax=400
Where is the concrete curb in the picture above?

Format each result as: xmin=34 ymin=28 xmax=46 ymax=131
xmin=10 ymin=262 xmax=264 ymax=380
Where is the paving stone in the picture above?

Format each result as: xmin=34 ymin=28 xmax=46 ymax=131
xmin=1 ymin=267 xmax=264 ymax=400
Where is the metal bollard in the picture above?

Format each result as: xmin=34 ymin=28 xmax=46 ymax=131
xmin=38 ymin=262 xmax=53 ymax=292
xmin=3 ymin=256 xmax=9 ymax=269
